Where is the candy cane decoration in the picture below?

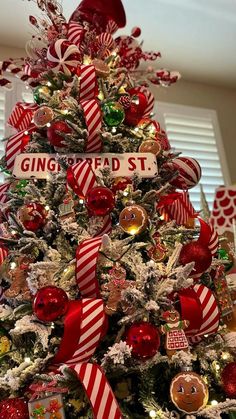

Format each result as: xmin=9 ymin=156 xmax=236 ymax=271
xmin=140 ymin=86 xmax=154 ymax=118
xmin=79 ymin=65 xmax=97 ymax=101
xmin=67 ymin=21 xmax=84 ymax=48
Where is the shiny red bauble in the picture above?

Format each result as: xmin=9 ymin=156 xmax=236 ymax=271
xmin=125 ymin=321 xmax=160 ymax=359
xmin=111 ymin=177 xmax=132 ymax=194
xmin=179 ymin=241 xmax=212 ymax=276
xmin=47 ymin=120 xmax=72 ymax=147
xmin=0 ymin=398 xmax=29 ymax=419
xmin=221 ymin=362 xmax=236 ymax=398
xmin=33 ymin=286 xmax=69 ymax=322
xmin=18 ymin=203 xmax=47 ymax=232
xmin=86 ymin=186 xmax=115 ymax=216
xmin=124 ymin=88 xmax=147 ymax=126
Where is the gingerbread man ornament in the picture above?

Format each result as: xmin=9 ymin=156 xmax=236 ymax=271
xmin=160 ymin=309 xmax=189 ymax=358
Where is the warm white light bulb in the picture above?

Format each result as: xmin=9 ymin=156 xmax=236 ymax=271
xmin=45 ymin=205 xmax=50 ymax=211
xmin=10 ymin=262 xmax=17 ymax=270
xmin=79 ymin=199 xmax=84 ymax=205
xmin=24 ymin=357 xmax=31 ymax=363
xmin=149 ymin=410 xmax=157 ymax=418
xmin=211 ymin=400 xmax=218 ymax=406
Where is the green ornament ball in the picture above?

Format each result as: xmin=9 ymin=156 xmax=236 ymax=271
xmin=33 ymin=85 xmax=51 ymax=105
xmin=102 ymin=101 xmax=125 ymax=127
xmin=217 ymin=248 xmax=234 ymax=272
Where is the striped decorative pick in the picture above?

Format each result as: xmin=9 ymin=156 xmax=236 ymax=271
xmin=5 ymin=126 xmax=35 ymax=171
xmin=0 ymin=60 xmax=32 ymax=89
xmin=106 ymin=20 xmax=119 ymax=34
xmin=74 ymin=363 xmax=122 ymax=419
xmin=0 ymin=182 xmax=10 ymax=204
xmin=79 ymin=65 xmax=97 ymax=101
xmin=140 ymin=86 xmax=154 ymax=118
xmin=208 ymin=223 xmax=219 ymax=256
xmin=68 ymin=160 xmax=97 ymax=198
xmin=0 ymin=245 xmax=8 ymax=266
xmin=67 ymin=21 xmax=84 ymax=48
xmin=80 ymin=99 xmax=102 ymax=152
xmin=188 ymin=284 xmax=220 ymax=344
xmin=8 ymin=102 xmax=38 ymax=132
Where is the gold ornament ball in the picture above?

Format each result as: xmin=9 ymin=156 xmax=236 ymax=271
xmin=170 ymin=371 xmax=209 ymax=414
xmin=139 ymin=139 xmax=161 ymax=155
xmin=119 ymin=205 xmax=148 ymax=235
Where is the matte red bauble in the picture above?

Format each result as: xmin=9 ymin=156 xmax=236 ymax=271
xmin=47 ymin=120 xmax=72 ymax=147
xmin=179 ymin=241 xmax=212 ymax=276
xmin=33 ymin=286 xmax=69 ymax=322
xmin=86 ymin=186 xmax=115 ymax=216
xmin=111 ymin=177 xmax=132 ymax=194
xmin=221 ymin=362 xmax=236 ymax=398
xmin=0 ymin=398 xmax=29 ymax=419
xmin=125 ymin=321 xmax=160 ymax=358
xmin=124 ymin=89 xmax=147 ymax=126
xmin=18 ymin=203 xmax=47 ymax=232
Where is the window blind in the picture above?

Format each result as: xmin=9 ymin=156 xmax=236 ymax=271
xmin=156 ymin=103 xmax=227 ymax=211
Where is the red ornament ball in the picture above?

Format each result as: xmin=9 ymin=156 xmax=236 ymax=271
xmin=86 ymin=186 xmax=115 ymax=216
xmin=47 ymin=39 xmax=81 ymax=76
xmin=124 ymin=88 xmax=147 ymax=126
xmin=125 ymin=321 xmax=160 ymax=359
xmin=33 ymin=286 xmax=69 ymax=322
xmin=221 ymin=362 xmax=236 ymax=398
xmin=179 ymin=241 xmax=212 ymax=276
xmin=168 ymin=156 xmax=202 ymax=189
xmin=47 ymin=120 xmax=72 ymax=148
xmin=111 ymin=177 xmax=132 ymax=194
xmin=18 ymin=203 xmax=47 ymax=232
xmin=0 ymin=398 xmax=29 ymax=419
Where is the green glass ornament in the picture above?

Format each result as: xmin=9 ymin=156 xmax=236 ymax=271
xmin=33 ymin=85 xmax=51 ymax=105
xmin=217 ymin=248 xmax=234 ymax=272
xmin=0 ymin=326 xmax=11 ymax=355
xmin=15 ymin=179 xmax=29 ymax=197
xmin=102 ymin=101 xmax=125 ymax=127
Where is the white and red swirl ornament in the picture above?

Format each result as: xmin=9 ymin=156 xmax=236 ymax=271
xmin=178 ymin=284 xmax=220 ymax=344
xmin=47 ymin=39 xmax=81 ymax=76
xmin=210 ymin=186 xmax=236 ymax=235
xmin=168 ymin=156 xmax=202 ymax=190
xmin=8 ymin=102 xmax=38 ymax=132
xmin=53 ymin=299 xmax=122 ymax=419
xmin=67 ymin=21 xmax=85 ymax=49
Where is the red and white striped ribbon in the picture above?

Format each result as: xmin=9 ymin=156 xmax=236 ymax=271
xmin=158 ymin=191 xmax=195 ymax=225
xmin=73 ymin=363 xmax=122 ymax=419
xmin=66 ymin=299 xmax=105 ymax=364
xmin=0 ymin=182 xmax=10 ymax=204
xmin=0 ymin=245 xmax=8 ymax=266
xmin=5 ymin=126 xmax=35 ymax=171
xmin=76 ymin=237 xmax=103 ymax=298
xmin=67 ymin=21 xmax=84 ymax=48
xmin=68 ymin=160 xmax=97 ymax=198
xmin=79 ymin=65 xmax=97 ymax=101
xmin=8 ymin=102 xmax=38 ymax=132
xmin=140 ymin=86 xmax=154 ymax=118
xmin=188 ymin=284 xmax=220 ymax=344
xmin=81 ymin=99 xmax=102 ymax=152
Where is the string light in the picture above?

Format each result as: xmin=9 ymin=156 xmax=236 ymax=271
xmin=64 ymin=268 xmax=68 ymax=273
xmin=215 ymin=363 xmax=220 ymax=371
xmin=149 ymin=410 xmax=157 ymax=418
xmin=45 ymin=205 xmax=50 ymax=211
xmin=46 ymin=122 xmax=51 ymax=127
xmin=46 ymin=81 xmax=52 ymax=87
xmin=111 ymin=127 xmax=117 ymax=133
xmin=24 ymin=357 xmax=31 ymax=363
xmin=211 ymin=400 xmax=218 ymax=406
xmin=10 ymin=262 xmax=17 ymax=270
xmin=79 ymin=199 xmax=84 ymax=205
xmin=123 ymin=191 xmax=129 ymax=197
xmin=222 ymin=352 xmax=230 ymax=360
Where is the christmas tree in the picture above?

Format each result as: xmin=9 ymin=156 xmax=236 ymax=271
xmin=0 ymin=0 xmax=236 ymax=418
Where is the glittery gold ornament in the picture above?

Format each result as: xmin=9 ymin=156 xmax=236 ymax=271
xmin=119 ymin=205 xmax=148 ymax=235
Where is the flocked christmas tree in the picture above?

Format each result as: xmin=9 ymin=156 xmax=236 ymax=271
xmin=0 ymin=0 xmax=236 ymax=418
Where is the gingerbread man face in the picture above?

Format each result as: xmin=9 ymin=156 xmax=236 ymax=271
xmin=119 ymin=205 xmax=148 ymax=235
xmin=33 ymin=106 xmax=54 ymax=127
xmin=170 ymin=372 xmax=208 ymax=414
xmin=162 ymin=309 xmax=180 ymax=323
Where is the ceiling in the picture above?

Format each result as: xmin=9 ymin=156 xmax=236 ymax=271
xmin=0 ymin=0 xmax=235 ymax=87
